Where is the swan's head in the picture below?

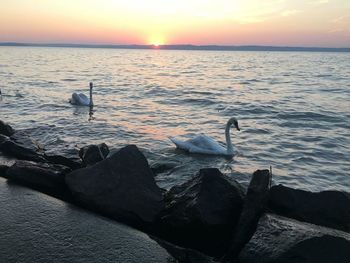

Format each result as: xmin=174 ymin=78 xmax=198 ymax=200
xmin=228 ymin=117 xmax=240 ymax=131
xmin=89 ymin=82 xmax=93 ymax=90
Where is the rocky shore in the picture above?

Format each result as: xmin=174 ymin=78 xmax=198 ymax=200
xmin=1 ymin=119 xmax=349 ymax=262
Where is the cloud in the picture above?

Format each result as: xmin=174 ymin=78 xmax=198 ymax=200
xmin=281 ymin=9 xmax=302 ymax=17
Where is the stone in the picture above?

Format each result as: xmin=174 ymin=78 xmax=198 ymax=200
xmin=238 ymin=213 xmax=350 ymax=263
xmin=156 ymin=168 xmax=245 ymax=257
xmin=0 ymin=134 xmax=46 ymax=162
xmin=65 ymin=145 xmax=164 ymax=225
xmin=222 ymin=169 xmax=271 ymax=262
xmin=268 ymin=185 xmax=350 ymax=232
xmin=153 ymin=237 xmax=217 ymax=263
xmin=0 ymin=120 xmax=15 ymax=136
xmin=78 ymin=143 xmax=109 ymax=166
xmin=0 ymin=179 xmax=175 ymax=263
xmin=6 ymin=160 xmax=71 ymax=197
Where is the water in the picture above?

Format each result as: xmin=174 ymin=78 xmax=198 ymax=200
xmin=0 ymin=47 xmax=349 ymax=192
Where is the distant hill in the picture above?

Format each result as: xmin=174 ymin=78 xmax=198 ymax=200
xmin=0 ymin=42 xmax=349 ymax=52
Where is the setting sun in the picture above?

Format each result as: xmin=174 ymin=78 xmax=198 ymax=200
xmin=149 ymin=35 xmax=165 ymax=46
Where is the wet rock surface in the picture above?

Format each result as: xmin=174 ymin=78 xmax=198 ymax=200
xmin=66 ymin=145 xmax=164 ymax=225
xmin=156 ymin=168 xmax=245 ymax=256
xmin=239 ymin=213 xmax=350 ymax=263
xmin=268 ymin=184 xmax=350 ymax=232
xmin=0 ymin=178 xmax=175 ymax=263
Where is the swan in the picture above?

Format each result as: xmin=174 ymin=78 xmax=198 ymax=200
xmin=69 ymin=82 xmax=94 ymax=106
xmin=169 ymin=117 xmax=240 ymax=156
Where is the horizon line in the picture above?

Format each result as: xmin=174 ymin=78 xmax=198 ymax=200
xmin=1 ymin=42 xmax=350 ymax=52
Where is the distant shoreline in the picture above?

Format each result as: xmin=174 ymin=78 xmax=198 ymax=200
xmin=1 ymin=42 xmax=350 ymax=52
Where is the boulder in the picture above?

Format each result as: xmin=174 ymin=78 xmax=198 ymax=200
xmin=156 ymin=168 xmax=245 ymax=257
xmin=0 ymin=134 xmax=46 ymax=162
xmin=0 ymin=120 xmax=15 ymax=136
xmin=238 ymin=213 xmax=350 ymax=263
xmin=78 ymin=143 xmax=109 ymax=166
xmin=6 ymin=160 xmax=71 ymax=197
xmin=271 ymin=235 xmax=350 ymax=263
xmin=222 ymin=169 xmax=271 ymax=262
xmin=65 ymin=145 xmax=164 ymax=225
xmin=268 ymin=185 xmax=350 ymax=232
xmin=44 ymin=154 xmax=82 ymax=170
xmin=153 ymin=237 xmax=217 ymax=263
xmin=0 ymin=164 xmax=9 ymax=178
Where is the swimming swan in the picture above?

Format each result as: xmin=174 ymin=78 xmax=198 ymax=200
xmin=169 ymin=117 xmax=240 ymax=156
xmin=70 ymin=82 xmax=94 ymax=106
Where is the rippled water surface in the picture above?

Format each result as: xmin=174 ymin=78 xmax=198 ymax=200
xmin=1 ymin=47 xmax=349 ymax=191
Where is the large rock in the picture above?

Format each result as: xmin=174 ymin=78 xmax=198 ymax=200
xmin=222 ymin=169 xmax=271 ymax=262
xmin=239 ymin=213 xmax=350 ymax=263
xmin=78 ymin=143 xmax=109 ymax=166
xmin=268 ymin=185 xmax=350 ymax=232
xmin=156 ymin=168 xmax=245 ymax=257
xmin=0 ymin=134 xmax=46 ymax=162
xmin=0 ymin=178 xmax=175 ymax=263
xmin=0 ymin=120 xmax=15 ymax=136
xmin=65 ymin=145 xmax=164 ymax=225
xmin=6 ymin=160 xmax=71 ymax=198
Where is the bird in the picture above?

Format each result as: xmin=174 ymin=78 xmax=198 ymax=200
xmin=169 ymin=117 xmax=240 ymax=156
xmin=69 ymin=82 xmax=94 ymax=106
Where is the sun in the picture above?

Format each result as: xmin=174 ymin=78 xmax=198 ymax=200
xmin=148 ymin=35 xmax=165 ymax=46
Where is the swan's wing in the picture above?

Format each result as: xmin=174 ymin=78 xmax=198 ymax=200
xmin=169 ymin=137 xmax=192 ymax=151
xmin=70 ymin=93 xmax=90 ymax=106
xmin=187 ymin=135 xmax=225 ymax=152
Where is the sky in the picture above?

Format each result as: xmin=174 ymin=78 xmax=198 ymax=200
xmin=0 ymin=0 xmax=349 ymax=47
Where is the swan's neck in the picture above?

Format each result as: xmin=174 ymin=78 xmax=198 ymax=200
xmin=225 ymin=122 xmax=234 ymax=154
xmin=89 ymin=87 xmax=93 ymax=106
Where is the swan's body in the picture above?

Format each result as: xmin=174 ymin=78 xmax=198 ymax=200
xmin=169 ymin=117 xmax=240 ymax=156
xmin=70 ymin=82 xmax=93 ymax=106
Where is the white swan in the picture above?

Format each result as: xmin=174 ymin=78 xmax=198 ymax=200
xmin=169 ymin=117 xmax=240 ymax=156
xmin=69 ymin=82 xmax=94 ymax=106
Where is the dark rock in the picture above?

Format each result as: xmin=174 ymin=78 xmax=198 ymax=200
xmin=222 ymin=169 xmax=271 ymax=262
xmin=7 ymin=160 xmax=71 ymax=197
xmin=65 ymin=145 xmax=164 ymax=225
xmin=153 ymin=237 xmax=217 ymax=263
xmin=10 ymin=130 xmax=43 ymax=152
xmin=0 ymin=134 xmax=46 ymax=162
xmin=156 ymin=168 xmax=245 ymax=257
xmin=78 ymin=143 xmax=109 ymax=166
xmin=268 ymin=185 xmax=350 ymax=232
xmin=0 ymin=120 xmax=15 ymax=136
xmin=239 ymin=213 xmax=350 ymax=263
xmin=0 ymin=179 xmax=176 ymax=263
xmin=271 ymin=235 xmax=350 ymax=263
xmin=0 ymin=164 xmax=9 ymax=178
xmin=44 ymin=154 xmax=82 ymax=170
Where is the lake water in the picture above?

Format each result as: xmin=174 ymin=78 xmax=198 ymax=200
xmin=0 ymin=47 xmax=349 ymax=192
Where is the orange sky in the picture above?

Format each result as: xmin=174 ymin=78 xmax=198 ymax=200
xmin=0 ymin=0 xmax=349 ymax=47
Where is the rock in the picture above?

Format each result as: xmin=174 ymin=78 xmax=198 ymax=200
xmin=238 ymin=213 xmax=350 ymax=263
xmin=65 ymin=145 xmax=164 ymax=225
xmin=0 ymin=179 xmax=176 ymax=263
xmin=268 ymin=185 xmax=350 ymax=232
xmin=78 ymin=143 xmax=109 ymax=166
xmin=156 ymin=168 xmax=245 ymax=257
xmin=44 ymin=154 xmax=82 ymax=170
xmin=153 ymin=237 xmax=217 ymax=263
xmin=271 ymin=235 xmax=350 ymax=263
xmin=0 ymin=164 xmax=9 ymax=178
xmin=7 ymin=160 xmax=71 ymax=198
xmin=0 ymin=134 xmax=46 ymax=162
xmin=0 ymin=120 xmax=15 ymax=136
xmin=222 ymin=169 xmax=271 ymax=262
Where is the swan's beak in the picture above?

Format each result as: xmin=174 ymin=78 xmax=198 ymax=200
xmin=234 ymin=122 xmax=240 ymax=131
